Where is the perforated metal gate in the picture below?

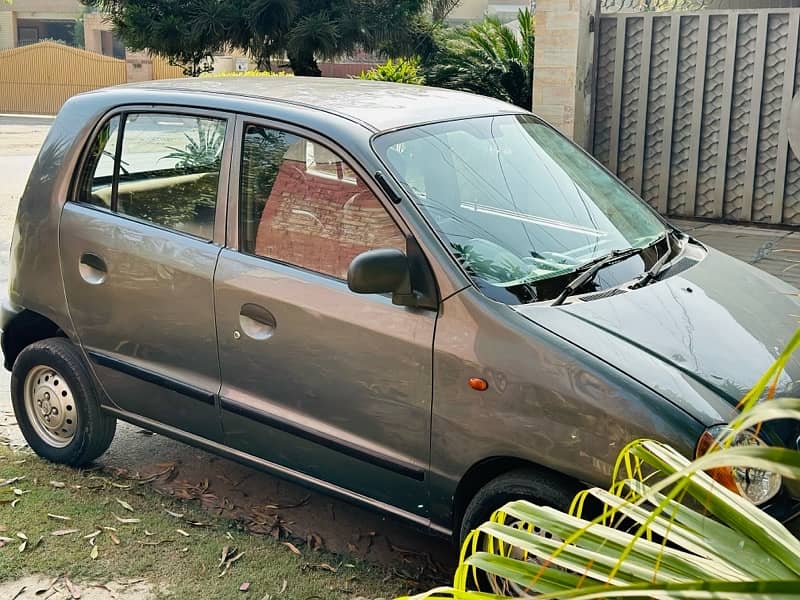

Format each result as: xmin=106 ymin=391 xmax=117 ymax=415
xmin=592 ymin=9 xmax=800 ymax=225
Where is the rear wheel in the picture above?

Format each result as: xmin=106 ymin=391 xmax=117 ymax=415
xmin=11 ymin=338 xmax=116 ymax=466
xmin=458 ymin=469 xmax=581 ymax=595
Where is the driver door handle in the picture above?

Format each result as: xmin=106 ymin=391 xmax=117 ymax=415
xmin=238 ymin=304 xmax=277 ymax=340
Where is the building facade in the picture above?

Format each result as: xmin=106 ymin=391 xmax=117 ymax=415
xmin=447 ymin=1 xmax=533 ymax=23
xmin=0 ymin=0 xmax=85 ymax=50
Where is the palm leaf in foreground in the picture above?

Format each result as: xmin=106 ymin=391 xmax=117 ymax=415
xmin=401 ymin=333 xmax=800 ymax=599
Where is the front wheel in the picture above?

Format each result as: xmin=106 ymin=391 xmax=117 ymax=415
xmin=11 ymin=338 xmax=116 ymax=466
xmin=459 ymin=469 xmax=581 ymax=595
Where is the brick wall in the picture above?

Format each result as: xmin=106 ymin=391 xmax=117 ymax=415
xmin=255 ymin=159 xmax=405 ymax=279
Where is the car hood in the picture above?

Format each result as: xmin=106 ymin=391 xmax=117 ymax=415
xmin=515 ymin=246 xmax=800 ymax=425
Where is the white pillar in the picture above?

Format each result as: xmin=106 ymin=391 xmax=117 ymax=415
xmin=0 ymin=11 xmax=17 ymax=50
xmin=532 ymin=0 xmax=598 ymax=149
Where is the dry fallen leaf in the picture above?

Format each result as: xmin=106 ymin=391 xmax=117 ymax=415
xmin=51 ymin=529 xmax=80 ymax=536
xmin=113 ymin=514 xmax=140 ymax=524
xmin=83 ymin=530 xmax=102 ymax=540
xmin=306 ymin=532 xmax=323 ymax=550
xmin=279 ymin=579 xmax=287 ymax=594
xmin=10 ymin=498 xmax=20 ymax=508
xmin=16 ymin=532 xmax=27 ymax=540
xmin=65 ymin=577 xmax=81 ymax=599
xmin=281 ymin=542 xmax=301 ymax=556
xmin=90 ymin=545 xmax=99 ymax=559
xmin=165 ymin=509 xmax=184 ymax=518
xmin=47 ymin=513 xmax=72 ymax=521
xmin=49 ymin=481 xmax=66 ymax=488
xmin=116 ymin=498 xmax=134 ymax=512
xmin=34 ymin=576 xmax=59 ymax=595
xmin=109 ymin=531 xmax=121 ymax=545
xmin=176 ymin=529 xmax=189 ymax=537
xmin=218 ymin=545 xmax=231 ymax=568
xmin=138 ymin=539 xmax=172 ymax=546
xmin=88 ymin=475 xmax=131 ymax=489
xmin=239 ymin=582 xmax=250 ymax=592
xmin=18 ymin=540 xmax=26 ymax=553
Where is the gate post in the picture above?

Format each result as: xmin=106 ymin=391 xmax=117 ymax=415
xmin=532 ymin=0 xmax=600 ymax=150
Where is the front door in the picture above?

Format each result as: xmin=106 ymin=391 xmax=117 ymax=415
xmin=215 ymin=121 xmax=436 ymax=517
xmin=60 ymin=109 xmax=232 ymax=441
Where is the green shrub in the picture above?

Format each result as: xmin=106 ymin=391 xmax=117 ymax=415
xmin=200 ymin=70 xmax=293 ymax=78
xmin=357 ymin=58 xmax=424 ymax=85
xmin=423 ymin=8 xmax=534 ymax=108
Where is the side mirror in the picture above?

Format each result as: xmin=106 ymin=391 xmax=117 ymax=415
xmin=347 ymin=249 xmax=413 ymax=302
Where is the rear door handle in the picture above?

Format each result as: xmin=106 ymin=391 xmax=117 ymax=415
xmin=79 ymin=252 xmax=107 ymax=285
xmin=238 ymin=303 xmax=276 ymax=340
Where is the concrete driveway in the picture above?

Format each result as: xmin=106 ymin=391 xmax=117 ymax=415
xmin=1 ymin=114 xmax=799 ymax=578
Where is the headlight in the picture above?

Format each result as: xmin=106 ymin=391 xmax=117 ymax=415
xmin=695 ymin=425 xmax=782 ymax=505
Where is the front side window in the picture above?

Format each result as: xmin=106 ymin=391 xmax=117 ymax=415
xmin=374 ymin=115 xmax=668 ymax=303
xmin=239 ymin=125 xmax=406 ymax=280
xmin=77 ymin=112 xmax=226 ymax=240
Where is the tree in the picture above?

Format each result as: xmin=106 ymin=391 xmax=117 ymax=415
xmin=423 ymin=8 xmax=534 ymax=109
xmin=429 ymin=0 xmax=461 ymax=22
xmin=83 ymin=0 xmax=429 ymax=76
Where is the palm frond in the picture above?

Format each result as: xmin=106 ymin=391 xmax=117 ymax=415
xmin=403 ymin=330 xmax=800 ymax=599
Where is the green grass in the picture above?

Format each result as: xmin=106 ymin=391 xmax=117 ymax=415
xmin=0 ymin=446 xmax=406 ymax=599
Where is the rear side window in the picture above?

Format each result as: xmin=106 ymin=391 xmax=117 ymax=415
xmin=76 ymin=112 xmax=226 ymax=241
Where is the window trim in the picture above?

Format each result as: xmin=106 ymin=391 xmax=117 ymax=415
xmin=70 ymin=104 xmax=237 ymax=246
xmin=228 ymin=115 xmax=412 ymax=282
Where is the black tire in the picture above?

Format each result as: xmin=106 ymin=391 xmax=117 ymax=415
xmin=458 ymin=469 xmax=583 ymax=594
xmin=458 ymin=468 xmax=581 ymax=546
xmin=11 ymin=337 xmax=116 ymax=466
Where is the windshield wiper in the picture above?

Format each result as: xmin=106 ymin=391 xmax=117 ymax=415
xmin=630 ymin=232 xmax=672 ymax=290
xmin=551 ymin=232 xmax=672 ymax=306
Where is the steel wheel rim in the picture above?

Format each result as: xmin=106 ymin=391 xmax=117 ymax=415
xmin=484 ymin=519 xmax=563 ymax=596
xmin=23 ymin=365 xmax=78 ymax=448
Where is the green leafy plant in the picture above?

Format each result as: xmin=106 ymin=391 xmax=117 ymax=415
xmin=200 ymin=69 xmax=293 ymax=78
xmin=164 ymin=120 xmax=226 ymax=171
xmin=82 ymin=0 xmax=430 ymax=76
xmin=357 ymin=58 xmax=424 ymax=85
xmin=423 ymin=8 xmax=534 ymax=108
xmin=403 ymin=330 xmax=800 ymax=599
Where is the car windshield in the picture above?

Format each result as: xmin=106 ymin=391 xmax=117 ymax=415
xmin=373 ymin=115 xmax=667 ymax=297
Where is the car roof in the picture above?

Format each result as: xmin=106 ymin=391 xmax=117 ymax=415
xmin=127 ymin=76 xmax=527 ymax=132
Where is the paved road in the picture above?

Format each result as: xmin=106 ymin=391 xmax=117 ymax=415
xmin=1 ymin=115 xmax=798 ymax=579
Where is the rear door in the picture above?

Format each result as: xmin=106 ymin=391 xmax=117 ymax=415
xmin=59 ymin=108 xmax=233 ymax=441
xmin=214 ymin=118 xmax=436 ymax=518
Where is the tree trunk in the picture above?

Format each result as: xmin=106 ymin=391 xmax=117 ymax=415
xmin=255 ymin=54 xmax=271 ymax=72
xmin=288 ymin=49 xmax=322 ymax=77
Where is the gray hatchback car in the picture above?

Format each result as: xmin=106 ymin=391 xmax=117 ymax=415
xmin=4 ymin=78 xmax=800 ymax=542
